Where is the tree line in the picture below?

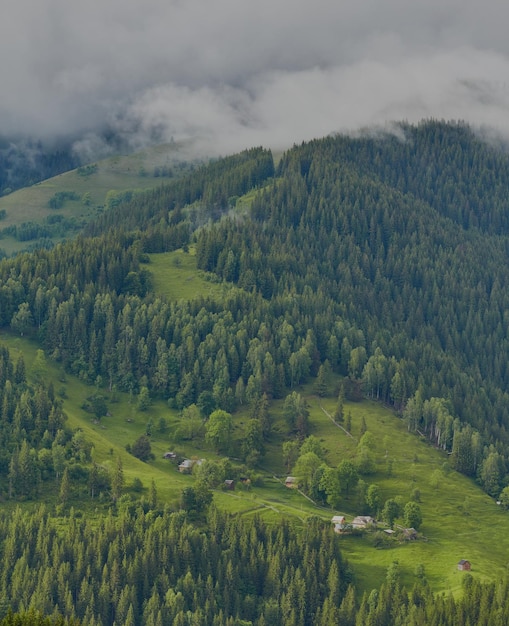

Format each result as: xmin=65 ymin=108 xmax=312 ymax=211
xmin=0 ymin=343 xmax=125 ymax=507
xmin=0 ymin=505 xmax=351 ymax=626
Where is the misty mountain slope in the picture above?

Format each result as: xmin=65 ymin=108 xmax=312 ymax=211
xmin=297 ymin=120 xmax=509 ymax=234
xmin=0 ymin=141 xmax=206 ymax=256
xmin=84 ymin=146 xmax=275 ymax=238
xmin=0 ymin=139 xmax=79 ymax=196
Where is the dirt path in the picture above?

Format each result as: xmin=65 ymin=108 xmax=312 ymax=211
xmin=319 ymin=403 xmax=355 ymax=439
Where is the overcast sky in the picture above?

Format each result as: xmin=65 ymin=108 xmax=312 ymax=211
xmin=3 ymin=0 xmax=509 ymax=155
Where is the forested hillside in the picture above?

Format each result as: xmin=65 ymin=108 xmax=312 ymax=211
xmin=3 ymin=121 xmax=509 ymax=623
xmin=0 ymin=507 xmax=351 ymax=625
xmin=196 ymin=123 xmax=509 ymax=490
xmin=3 ymin=123 xmax=509 ymax=486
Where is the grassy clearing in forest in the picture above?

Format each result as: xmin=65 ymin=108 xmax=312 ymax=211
xmin=145 ymin=249 xmax=232 ymax=302
xmin=2 ymin=334 xmax=509 ymax=597
xmin=304 ymin=393 xmax=509 ymax=596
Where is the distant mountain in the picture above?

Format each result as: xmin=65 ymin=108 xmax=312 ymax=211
xmin=0 ymin=138 xmax=79 ymax=195
xmin=0 ymin=139 xmax=204 ymax=256
xmin=0 ymin=127 xmax=161 ymax=196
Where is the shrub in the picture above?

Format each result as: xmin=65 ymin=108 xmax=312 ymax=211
xmin=131 ymin=435 xmax=153 ymax=462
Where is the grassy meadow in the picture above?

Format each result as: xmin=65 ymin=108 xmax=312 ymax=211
xmin=307 ymin=393 xmax=508 ymax=595
xmin=145 ymin=249 xmax=232 ymax=302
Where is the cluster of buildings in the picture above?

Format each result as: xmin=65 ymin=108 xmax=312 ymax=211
xmin=168 ymin=460 xmax=471 ymax=572
xmin=331 ymin=515 xmax=375 ymax=533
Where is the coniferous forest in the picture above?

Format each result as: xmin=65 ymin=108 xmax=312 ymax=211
xmin=3 ymin=120 xmax=509 ymax=623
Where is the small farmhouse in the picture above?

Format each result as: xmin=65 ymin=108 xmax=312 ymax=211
xmin=224 ymin=479 xmax=235 ymax=490
xmin=285 ymin=476 xmax=298 ymax=488
xmin=178 ymin=458 xmax=205 ymax=473
xmin=351 ymin=515 xmax=375 ymax=529
xmin=163 ymin=451 xmax=177 ymax=459
xmin=331 ymin=515 xmax=346 ymax=533
xmin=402 ymin=527 xmax=418 ymax=540
xmin=458 ymin=559 xmax=471 ymax=571
xmin=178 ymin=459 xmax=194 ymax=473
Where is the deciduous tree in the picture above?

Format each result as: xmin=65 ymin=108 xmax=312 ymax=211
xmin=404 ymin=501 xmax=422 ymax=530
xmin=205 ymin=410 xmax=233 ymax=454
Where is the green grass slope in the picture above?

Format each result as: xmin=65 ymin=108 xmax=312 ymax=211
xmin=145 ymin=249 xmax=230 ymax=302
xmin=0 ymin=142 xmax=198 ymax=254
xmin=308 ymin=394 xmax=507 ymax=596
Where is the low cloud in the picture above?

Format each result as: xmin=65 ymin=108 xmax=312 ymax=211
xmin=3 ymin=0 xmax=509 ymax=155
